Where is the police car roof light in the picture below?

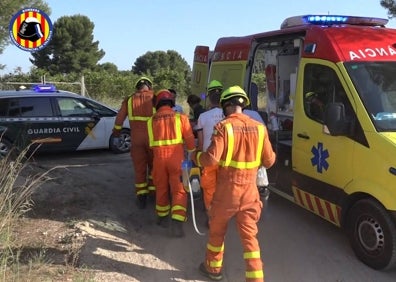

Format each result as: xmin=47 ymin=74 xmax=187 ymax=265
xmin=281 ymin=14 xmax=389 ymax=29
xmin=32 ymin=84 xmax=57 ymax=92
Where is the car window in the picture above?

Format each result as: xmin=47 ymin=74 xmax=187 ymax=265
xmin=0 ymin=100 xmax=9 ymax=116
xmin=1 ymin=97 xmax=53 ymax=117
xmin=56 ymin=97 xmax=93 ymax=117
xmin=81 ymin=99 xmax=116 ymax=117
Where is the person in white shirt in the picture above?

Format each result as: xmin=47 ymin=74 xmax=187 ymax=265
xmin=243 ymin=108 xmax=265 ymax=124
xmin=195 ymin=80 xmax=224 ymax=218
xmin=243 ymin=108 xmax=270 ymax=199
xmin=168 ymin=88 xmax=184 ymax=113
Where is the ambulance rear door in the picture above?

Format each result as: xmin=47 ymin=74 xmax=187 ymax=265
xmin=191 ymin=45 xmax=210 ymax=98
xmin=208 ymin=36 xmax=254 ymax=90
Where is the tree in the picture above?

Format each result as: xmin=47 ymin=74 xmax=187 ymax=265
xmin=30 ymin=15 xmax=105 ymax=74
xmin=381 ymin=0 xmax=396 ymax=18
xmin=0 ymin=1 xmax=50 ymax=69
xmin=98 ymin=62 xmax=118 ymax=73
xmin=132 ymin=50 xmax=191 ymax=98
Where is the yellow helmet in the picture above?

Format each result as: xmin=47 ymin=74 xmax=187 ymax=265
xmin=207 ymin=80 xmax=223 ymax=92
xmin=135 ymin=76 xmax=153 ymax=90
xmin=220 ymin=85 xmax=250 ymax=107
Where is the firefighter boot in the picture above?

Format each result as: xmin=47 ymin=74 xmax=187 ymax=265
xmin=171 ymin=219 xmax=185 ymax=238
xmin=199 ymin=262 xmax=223 ymax=281
xmin=136 ymin=194 xmax=147 ymax=209
xmin=156 ymin=215 xmax=170 ymax=228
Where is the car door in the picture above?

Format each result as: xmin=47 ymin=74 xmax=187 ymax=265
xmin=55 ymin=96 xmax=106 ymax=151
xmin=4 ymin=96 xmax=61 ymax=151
xmin=74 ymin=97 xmax=119 ymax=150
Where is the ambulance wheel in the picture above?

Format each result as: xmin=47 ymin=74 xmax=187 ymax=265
xmin=346 ymin=198 xmax=396 ymax=270
xmin=110 ymin=129 xmax=130 ymax=154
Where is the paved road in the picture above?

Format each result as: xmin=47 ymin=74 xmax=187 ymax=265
xmin=33 ymin=150 xmax=396 ymax=282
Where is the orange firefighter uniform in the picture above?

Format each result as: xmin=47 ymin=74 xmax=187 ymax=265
xmin=113 ymin=77 xmax=155 ymax=207
xmin=147 ymin=90 xmax=196 ymax=229
xmin=192 ymin=86 xmax=276 ymax=282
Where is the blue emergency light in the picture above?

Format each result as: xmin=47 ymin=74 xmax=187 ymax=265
xmin=305 ymin=15 xmax=347 ymax=24
xmin=32 ymin=84 xmax=57 ymax=92
xmin=281 ymin=14 xmax=388 ymax=29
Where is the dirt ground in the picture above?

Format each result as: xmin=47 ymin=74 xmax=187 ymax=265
xmin=13 ymin=149 xmax=213 ymax=282
xmin=12 ymin=149 xmax=396 ymax=282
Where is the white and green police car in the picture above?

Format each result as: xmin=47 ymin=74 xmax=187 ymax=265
xmin=0 ymin=84 xmax=130 ymax=157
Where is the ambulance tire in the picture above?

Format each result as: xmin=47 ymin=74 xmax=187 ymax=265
xmin=110 ymin=129 xmax=131 ymax=154
xmin=346 ymin=199 xmax=396 ymax=270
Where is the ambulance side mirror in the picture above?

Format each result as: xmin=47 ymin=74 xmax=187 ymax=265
xmin=324 ymin=103 xmax=349 ymax=136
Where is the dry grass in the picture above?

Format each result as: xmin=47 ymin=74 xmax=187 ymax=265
xmin=0 ymin=145 xmax=56 ymax=280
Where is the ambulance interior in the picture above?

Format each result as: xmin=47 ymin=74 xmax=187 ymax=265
xmin=250 ymin=37 xmax=301 ymax=192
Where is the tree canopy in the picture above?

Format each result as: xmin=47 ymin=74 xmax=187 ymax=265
xmin=30 ymin=14 xmax=105 ymax=74
xmin=132 ymin=50 xmax=191 ymax=97
xmin=381 ymin=0 xmax=396 ymax=17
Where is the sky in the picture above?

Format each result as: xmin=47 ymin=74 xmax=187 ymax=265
xmin=1 ymin=0 xmax=395 ymax=75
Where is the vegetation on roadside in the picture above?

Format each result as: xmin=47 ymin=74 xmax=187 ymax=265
xmin=0 ymin=144 xmax=54 ymax=280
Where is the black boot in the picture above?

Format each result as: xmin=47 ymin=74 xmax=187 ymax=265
xmin=199 ymin=262 xmax=223 ymax=281
xmin=136 ymin=194 xmax=147 ymax=209
xmin=156 ymin=215 xmax=170 ymax=228
xmin=171 ymin=219 xmax=185 ymax=238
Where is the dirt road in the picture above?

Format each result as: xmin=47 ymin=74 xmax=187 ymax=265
xmin=24 ymin=150 xmax=396 ymax=282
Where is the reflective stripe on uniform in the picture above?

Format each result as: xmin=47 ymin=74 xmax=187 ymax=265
xmin=135 ymin=182 xmax=148 ymax=188
xmin=243 ymin=251 xmax=261 ymax=259
xmin=207 ymin=243 xmax=224 ymax=252
xmin=196 ymin=151 xmax=203 ymax=167
xmin=127 ymin=96 xmax=153 ymax=121
xmin=246 ymin=270 xmax=264 ymax=279
xmin=218 ymin=123 xmax=264 ymax=169
xmin=209 ymin=259 xmax=223 ymax=268
xmin=147 ymin=113 xmax=184 ymax=147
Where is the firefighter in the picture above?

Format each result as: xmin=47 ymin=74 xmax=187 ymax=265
xmin=195 ymin=80 xmax=224 ymax=220
xmin=191 ymin=86 xmax=276 ymax=281
xmin=147 ymin=89 xmax=196 ymax=237
xmin=113 ymin=76 xmax=155 ymax=209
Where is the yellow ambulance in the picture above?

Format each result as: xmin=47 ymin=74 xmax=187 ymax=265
xmin=192 ymin=14 xmax=396 ymax=270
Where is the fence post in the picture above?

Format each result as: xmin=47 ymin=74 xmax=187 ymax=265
xmin=81 ymin=75 xmax=85 ymax=96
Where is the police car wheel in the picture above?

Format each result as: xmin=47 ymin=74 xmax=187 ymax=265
xmin=0 ymin=139 xmax=13 ymax=159
xmin=110 ymin=129 xmax=130 ymax=154
xmin=346 ymin=198 xmax=396 ymax=270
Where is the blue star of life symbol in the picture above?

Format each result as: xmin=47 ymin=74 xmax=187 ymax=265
xmin=311 ymin=142 xmax=329 ymax=173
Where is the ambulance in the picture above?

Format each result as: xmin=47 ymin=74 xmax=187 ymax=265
xmin=191 ymin=14 xmax=396 ymax=270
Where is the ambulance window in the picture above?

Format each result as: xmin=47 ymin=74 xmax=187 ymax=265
xmin=7 ymin=98 xmax=52 ymax=117
xmin=303 ymin=64 xmax=351 ymax=123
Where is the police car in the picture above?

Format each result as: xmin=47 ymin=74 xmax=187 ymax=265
xmin=0 ymin=84 xmax=130 ymax=157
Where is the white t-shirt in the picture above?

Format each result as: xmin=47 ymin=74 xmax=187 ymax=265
xmin=172 ymin=104 xmax=184 ymax=113
xmin=196 ymin=107 xmax=224 ymax=151
xmin=243 ymin=109 xmax=265 ymax=124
